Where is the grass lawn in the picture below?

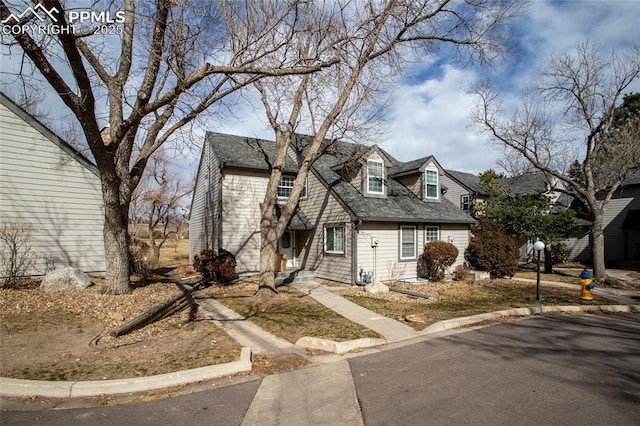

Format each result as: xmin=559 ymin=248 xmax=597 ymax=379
xmin=342 ymin=278 xmax=615 ymax=331
xmin=204 ymin=279 xmax=381 ymax=343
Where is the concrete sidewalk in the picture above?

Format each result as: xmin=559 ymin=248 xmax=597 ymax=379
xmin=290 ymin=281 xmax=420 ymax=342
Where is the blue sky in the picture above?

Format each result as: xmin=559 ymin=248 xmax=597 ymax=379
xmin=216 ymin=0 xmax=640 ymax=175
xmin=2 ymin=1 xmax=639 ymax=178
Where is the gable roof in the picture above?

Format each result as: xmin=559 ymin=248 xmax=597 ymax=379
xmin=205 ymin=131 xmax=475 ymax=225
xmin=305 ymin=139 xmax=475 ymax=224
xmin=205 ymin=131 xmax=299 ymax=173
xmin=389 ymin=155 xmax=439 ymax=178
xmin=0 ymin=92 xmax=99 ymax=177
xmin=498 ymin=172 xmax=551 ymax=195
xmin=445 ymin=170 xmax=485 ymax=195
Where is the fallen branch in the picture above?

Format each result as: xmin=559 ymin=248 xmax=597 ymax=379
xmin=110 ymin=290 xmax=195 ymax=337
xmin=389 ymin=287 xmax=430 ymax=299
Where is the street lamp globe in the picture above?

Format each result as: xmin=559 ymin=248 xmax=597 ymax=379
xmin=533 ymin=240 xmax=545 ymax=252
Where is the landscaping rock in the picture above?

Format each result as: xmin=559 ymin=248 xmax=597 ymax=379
xmin=406 ymin=314 xmax=429 ymax=324
xmin=365 ymin=281 xmax=389 ymax=294
xmin=40 ymin=267 xmax=93 ymax=292
xmin=466 ymin=270 xmax=491 ymax=281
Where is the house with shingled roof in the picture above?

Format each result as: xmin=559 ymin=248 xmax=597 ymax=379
xmin=189 ymin=132 xmax=476 ymax=284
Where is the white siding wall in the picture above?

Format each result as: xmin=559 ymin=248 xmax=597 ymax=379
xmin=356 ymin=222 xmax=470 ymax=282
xmin=189 ymin=142 xmax=221 ymax=264
xmin=566 ymin=186 xmax=640 ymax=263
xmin=357 ymin=222 xmax=406 ymax=282
xmin=220 ymin=169 xmax=269 ymax=274
xmin=298 ymin=171 xmax=352 ymax=283
xmin=602 ymin=190 xmax=638 ymax=261
xmin=0 ymin=101 xmax=105 ymax=274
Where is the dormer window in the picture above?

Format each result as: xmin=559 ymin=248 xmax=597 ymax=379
xmin=425 ymin=169 xmax=438 ymax=199
xmin=367 ymin=160 xmax=384 ymax=194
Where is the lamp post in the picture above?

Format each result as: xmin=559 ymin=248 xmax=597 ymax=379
xmin=533 ymin=240 xmax=545 ymax=301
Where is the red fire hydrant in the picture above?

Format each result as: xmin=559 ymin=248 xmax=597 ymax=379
xmin=579 ymin=269 xmax=595 ymax=301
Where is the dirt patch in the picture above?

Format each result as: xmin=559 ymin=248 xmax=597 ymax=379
xmin=0 ymin=276 xmax=241 ymax=381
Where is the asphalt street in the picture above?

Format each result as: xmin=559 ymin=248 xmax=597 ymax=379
xmin=2 ymin=314 xmax=639 ymax=425
xmin=350 ymin=314 xmax=640 ymax=426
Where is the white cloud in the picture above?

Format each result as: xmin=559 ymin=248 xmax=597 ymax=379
xmin=376 ymin=0 xmax=640 ymax=176
xmin=383 ymin=65 xmax=498 ymax=174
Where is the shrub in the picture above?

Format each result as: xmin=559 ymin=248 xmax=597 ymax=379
xmin=550 ymin=242 xmax=571 ymax=265
xmin=452 ymin=263 xmax=470 ymax=281
xmin=465 ymin=222 xmax=519 ymax=278
xmin=0 ymin=220 xmax=35 ymax=288
xmin=129 ymin=240 xmax=149 ymax=276
xmin=193 ymin=249 xmax=237 ymax=284
xmin=422 ymin=241 xmax=458 ymax=282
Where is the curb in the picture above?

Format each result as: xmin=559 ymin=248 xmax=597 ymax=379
xmin=295 ymin=337 xmax=387 ymax=354
xmin=421 ymin=304 xmax=640 ymax=334
xmin=0 ymin=347 xmax=252 ymax=398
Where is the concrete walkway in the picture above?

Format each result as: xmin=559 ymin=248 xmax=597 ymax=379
xmin=290 ymin=281 xmax=420 ymax=342
xmin=195 ymin=294 xmax=298 ymax=355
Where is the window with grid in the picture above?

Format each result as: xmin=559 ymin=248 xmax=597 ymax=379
xmin=278 ymin=176 xmax=307 ymax=198
xmin=367 ymin=160 xmax=384 ymax=194
xmin=425 ymin=226 xmax=440 ymax=242
xmin=400 ymin=226 xmax=416 ymax=260
xmin=425 ymin=169 xmax=438 ymax=199
xmin=324 ymin=225 xmax=345 ymax=254
xmin=461 ymin=194 xmax=470 ymax=211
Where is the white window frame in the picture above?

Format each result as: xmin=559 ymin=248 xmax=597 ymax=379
xmin=324 ymin=224 xmax=345 ymax=255
xmin=425 ymin=226 xmax=440 ymax=243
xmin=425 ymin=169 xmax=439 ymax=199
xmin=461 ymin=194 xmax=470 ymax=211
xmin=400 ymin=226 xmax=417 ymax=260
xmin=278 ymin=175 xmax=307 ymax=199
xmin=367 ymin=159 xmax=384 ymax=195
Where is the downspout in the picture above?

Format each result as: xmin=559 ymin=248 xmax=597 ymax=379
xmin=352 ymin=219 xmax=365 ymax=286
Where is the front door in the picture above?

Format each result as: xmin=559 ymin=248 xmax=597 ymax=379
xmin=279 ymin=230 xmax=295 ymax=268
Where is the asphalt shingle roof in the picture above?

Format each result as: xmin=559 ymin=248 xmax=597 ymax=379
xmin=309 ymin=140 xmax=475 ymax=224
xmin=445 ymin=170 xmax=484 ymax=194
xmin=205 ymin=132 xmax=299 ymax=173
xmin=206 ymin=132 xmax=475 ymax=225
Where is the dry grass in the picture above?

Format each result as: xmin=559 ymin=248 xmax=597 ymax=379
xmin=340 ymin=278 xmax=615 ymax=331
xmin=205 ymin=278 xmax=381 ymax=343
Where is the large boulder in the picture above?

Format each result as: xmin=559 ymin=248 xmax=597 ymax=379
xmin=364 ymin=280 xmax=389 ymax=294
xmin=40 ymin=267 xmax=93 ymax=292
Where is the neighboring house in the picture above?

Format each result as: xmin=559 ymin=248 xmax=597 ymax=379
xmin=0 ymin=92 xmax=105 ymax=275
xmin=442 ymin=169 xmax=486 ymax=213
xmin=566 ymin=174 xmax=640 ymax=267
xmin=190 ymin=132 xmax=475 ymax=284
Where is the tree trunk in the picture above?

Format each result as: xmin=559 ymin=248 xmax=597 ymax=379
xmin=590 ymin=212 xmax=607 ymax=279
xmin=100 ymin=179 xmax=132 ymax=294
xmin=255 ymin=228 xmax=279 ymax=298
xmin=543 ymin=246 xmax=553 ymax=274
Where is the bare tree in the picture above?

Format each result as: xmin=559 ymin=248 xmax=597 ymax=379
xmin=248 ymin=0 xmax=525 ymax=297
xmin=0 ymin=220 xmax=34 ymax=288
xmin=135 ymin=149 xmax=192 ymax=263
xmin=1 ymin=0 xmax=338 ymax=294
xmin=472 ymin=42 xmax=640 ymax=279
